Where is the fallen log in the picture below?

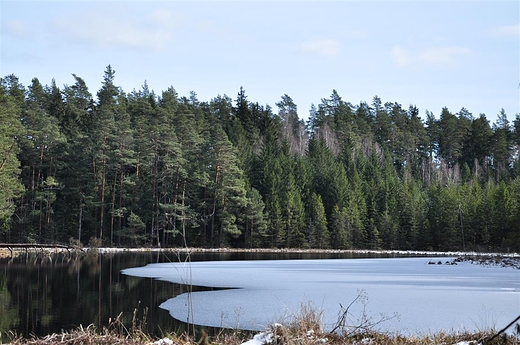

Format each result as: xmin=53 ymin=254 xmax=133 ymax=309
xmin=0 ymin=243 xmax=83 ymax=257
xmin=0 ymin=243 xmax=72 ymax=249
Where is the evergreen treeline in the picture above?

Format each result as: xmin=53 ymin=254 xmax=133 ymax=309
xmin=1 ymin=66 xmax=519 ymax=251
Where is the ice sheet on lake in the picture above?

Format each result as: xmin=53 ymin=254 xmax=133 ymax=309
xmin=122 ymin=258 xmax=520 ymax=334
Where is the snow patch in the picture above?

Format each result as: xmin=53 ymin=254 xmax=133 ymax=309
xmin=240 ymin=331 xmax=273 ymax=345
xmin=153 ymin=338 xmax=174 ymax=345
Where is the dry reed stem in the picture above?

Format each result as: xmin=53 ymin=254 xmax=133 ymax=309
xmin=3 ymin=304 xmax=518 ymax=345
xmin=4 ymin=327 xmax=518 ymax=345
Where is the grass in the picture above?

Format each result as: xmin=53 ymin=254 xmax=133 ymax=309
xmin=4 ymin=327 xmax=518 ymax=345
xmin=3 ymin=304 xmax=518 ymax=345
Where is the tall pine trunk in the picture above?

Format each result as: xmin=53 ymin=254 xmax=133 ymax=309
xmin=99 ymin=138 xmax=107 ymax=241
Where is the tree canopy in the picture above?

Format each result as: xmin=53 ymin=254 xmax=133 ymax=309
xmin=1 ymin=67 xmax=519 ymax=251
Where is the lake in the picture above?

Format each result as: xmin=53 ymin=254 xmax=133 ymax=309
xmin=122 ymin=256 xmax=520 ymax=335
xmin=1 ymin=250 xmax=518 ymax=341
xmin=0 ymin=249 xmax=395 ymax=341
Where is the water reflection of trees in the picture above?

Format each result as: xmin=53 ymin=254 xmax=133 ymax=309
xmin=0 ymin=275 xmax=19 ymax=332
xmin=0 ymin=252 xmax=179 ymax=340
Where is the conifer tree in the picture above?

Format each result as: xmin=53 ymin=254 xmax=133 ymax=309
xmin=329 ymin=205 xmax=350 ymax=249
xmin=208 ymin=125 xmax=248 ymax=246
xmin=59 ymin=74 xmax=96 ymax=244
xmin=308 ymin=193 xmax=330 ymax=249
xmin=19 ymin=78 xmax=67 ymax=241
xmin=1 ymin=69 xmax=519 ymax=251
xmin=490 ymin=109 xmax=513 ymax=181
xmin=282 ymin=165 xmax=306 ymax=248
xmin=0 ymin=87 xmax=24 ymax=235
xmin=90 ymin=66 xmax=119 ymax=242
xmin=241 ymin=187 xmax=267 ymax=248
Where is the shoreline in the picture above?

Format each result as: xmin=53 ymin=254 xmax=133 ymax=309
xmin=95 ymin=246 xmax=520 ymax=257
xmin=1 ymin=245 xmax=519 ymax=259
xmin=4 ymin=313 xmax=519 ymax=345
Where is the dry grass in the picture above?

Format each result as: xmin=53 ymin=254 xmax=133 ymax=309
xmin=3 ymin=323 xmax=518 ymax=345
xmin=2 ymin=327 xmax=253 ymax=345
xmin=2 ymin=304 xmax=519 ymax=345
xmin=268 ymin=328 xmax=519 ymax=345
xmin=262 ymin=302 xmax=519 ymax=345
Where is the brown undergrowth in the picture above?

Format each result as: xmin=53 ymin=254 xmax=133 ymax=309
xmin=3 ymin=303 xmax=518 ymax=345
xmin=4 ymin=328 xmax=518 ymax=345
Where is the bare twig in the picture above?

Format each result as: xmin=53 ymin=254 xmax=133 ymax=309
xmin=484 ymin=314 xmax=520 ymax=344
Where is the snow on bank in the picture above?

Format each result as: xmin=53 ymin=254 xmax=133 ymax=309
xmin=238 ymin=332 xmax=485 ymax=345
xmin=239 ymin=327 xmax=328 ymax=345
xmin=152 ymin=338 xmax=174 ymax=345
xmin=240 ymin=331 xmax=273 ymax=345
xmin=91 ymin=247 xmax=520 ymax=258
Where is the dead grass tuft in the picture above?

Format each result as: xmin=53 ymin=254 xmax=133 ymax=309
xmin=3 ymin=303 xmax=518 ymax=345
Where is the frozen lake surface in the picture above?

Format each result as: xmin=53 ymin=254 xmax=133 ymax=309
xmin=122 ymin=257 xmax=520 ymax=334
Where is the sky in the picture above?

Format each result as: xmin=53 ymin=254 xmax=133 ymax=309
xmin=1 ymin=0 xmax=519 ymax=124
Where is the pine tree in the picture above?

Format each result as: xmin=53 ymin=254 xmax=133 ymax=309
xmin=490 ymin=109 xmax=513 ymax=181
xmin=171 ymin=96 xmax=210 ymax=246
xmin=59 ymin=74 xmax=95 ymax=244
xmin=0 ymin=86 xmax=24 ymax=236
xmin=276 ymin=94 xmax=307 ymax=156
xmin=19 ymin=78 xmax=67 ymax=241
xmin=209 ymin=125 xmax=248 ymax=246
xmin=438 ymin=107 xmax=466 ymax=169
xmin=461 ymin=114 xmax=492 ymax=178
xmin=91 ymin=65 xmax=121 ymax=243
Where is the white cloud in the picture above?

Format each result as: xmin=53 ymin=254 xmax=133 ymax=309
xmin=491 ymin=23 xmax=520 ymax=38
xmin=391 ymin=45 xmax=410 ymax=67
xmin=149 ymin=9 xmax=185 ymax=31
xmin=301 ymin=39 xmax=340 ymax=58
xmin=391 ymin=45 xmax=472 ymax=67
xmin=342 ymin=30 xmax=368 ymax=40
xmin=3 ymin=20 xmax=32 ymax=39
xmin=418 ymin=47 xmax=472 ymax=66
xmin=52 ymin=8 xmax=183 ymax=51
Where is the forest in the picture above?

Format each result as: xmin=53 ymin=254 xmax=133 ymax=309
xmin=1 ymin=65 xmax=519 ymax=251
